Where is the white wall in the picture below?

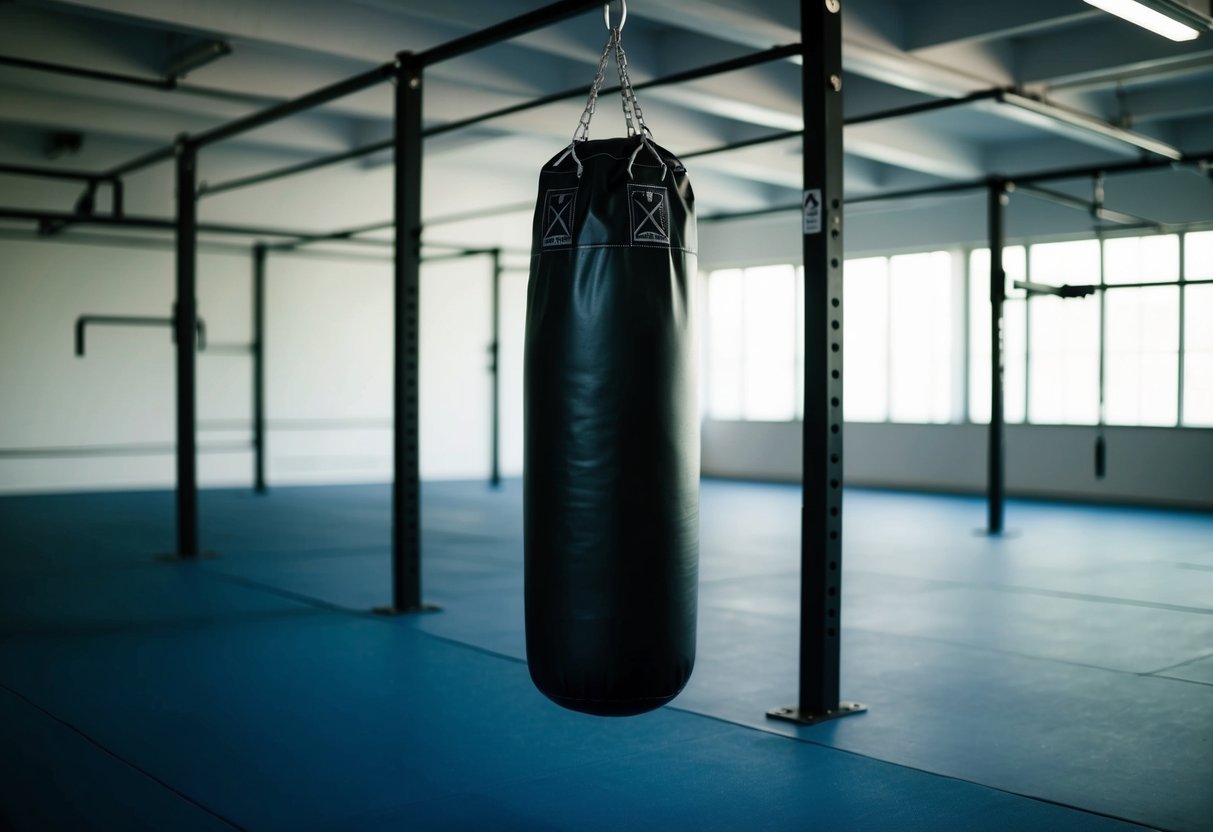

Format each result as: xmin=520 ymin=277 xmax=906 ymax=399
xmin=0 ymin=233 xmax=528 ymax=493
xmin=703 ymin=420 xmax=1213 ymax=510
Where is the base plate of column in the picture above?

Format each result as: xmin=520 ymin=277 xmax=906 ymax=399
xmin=372 ymin=604 xmax=442 ymax=616
xmin=155 ymin=551 xmax=220 ymax=561
xmin=766 ymin=702 xmax=867 ymax=726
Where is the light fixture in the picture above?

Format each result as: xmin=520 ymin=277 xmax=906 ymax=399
xmin=1083 ymin=0 xmax=1212 ymax=42
xmin=997 ymin=91 xmax=1184 ymax=160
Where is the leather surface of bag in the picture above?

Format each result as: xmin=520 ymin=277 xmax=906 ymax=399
xmin=523 ymin=25 xmax=700 ymax=717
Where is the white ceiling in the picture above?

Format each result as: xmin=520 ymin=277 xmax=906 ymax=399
xmin=0 ymin=0 xmax=1211 ymax=223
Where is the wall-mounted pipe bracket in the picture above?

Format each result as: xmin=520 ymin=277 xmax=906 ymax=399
xmin=75 ymin=314 xmax=207 ymax=356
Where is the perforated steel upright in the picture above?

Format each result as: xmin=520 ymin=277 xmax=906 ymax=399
xmin=252 ymin=242 xmax=268 ymax=495
xmin=384 ymin=52 xmax=431 ymax=614
xmin=174 ymin=138 xmax=200 ymax=558
xmin=987 ymin=179 xmax=1007 ymax=534
xmin=768 ymin=0 xmax=865 ymax=726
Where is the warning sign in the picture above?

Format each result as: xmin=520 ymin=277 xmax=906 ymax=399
xmin=628 ymin=184 xmax=670 ymax=245
xmin=542 ymin=187 xmax=577 ymax=248
xmin=803 ymin=189 xmax=822 ymax=235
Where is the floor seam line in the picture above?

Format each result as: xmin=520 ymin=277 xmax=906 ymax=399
xmin=0 ymin=680 xmax=249 ymax=832
xmin=1141 ymin=649 xmax=1213 ymax=675
xmin=664 ymin=705 xmax=1166 ymax=832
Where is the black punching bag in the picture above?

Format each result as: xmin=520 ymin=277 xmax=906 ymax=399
xmin=524 ymin=23 xmax=699 ymax=717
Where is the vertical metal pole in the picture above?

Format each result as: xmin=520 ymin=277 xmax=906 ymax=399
xmin=987 ymin=179 xmax=1007 ymax=534
xmin=489 ymin=248 xmax=502 ymax=489
xmin=769 ymin=0 xmax=864 ymax=726
xmin=1095 ymin=229 xmax=1107 ymax=479
xmin=174 ymin=138 xmax=200 ymax=557
xmin=377 ymin=53 xmax=435 ymax=614
xmin=1177 ymin=233 xmax=1187 ymax=426
xmin=252 ymin=242 xmax=268 ymax=494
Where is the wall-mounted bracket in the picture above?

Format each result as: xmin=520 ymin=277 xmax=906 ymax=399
xmin=75 ymin=314 xmax=207 ymax=356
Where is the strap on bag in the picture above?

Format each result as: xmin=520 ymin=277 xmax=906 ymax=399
xmin=553 ymin=0 xmax=669 ymax=180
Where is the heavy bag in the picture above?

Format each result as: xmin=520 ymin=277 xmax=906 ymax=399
xmin=524 ymin=21 xmax=699 ymax=717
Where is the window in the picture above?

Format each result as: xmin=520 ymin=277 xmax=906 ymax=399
xmin=706 ymin=269 xmax=744 ymax=419
xmin=888 ymin=252 xmax=954 ymax=423
xmin=742 ymin=265 xmax=798 ymax=421
xmin=843 ymin=257 xmax=889 ymax=422
xmin=1027 ymin=240 xmax=1101 ymax=425
xmin=1103 ymin=235 xmax=1179 ymax=426
xmin=703 ymin=230 xmax=1208 ymax=429
xmin=704 ymin=266 xmax=798 ymax=421
xmin=1184 ymin=231 xmax=1213 ymax=426
xmin=968 ymin=246 xmax=1027 ymax=424
xmin=841 ymin=252 xmax=956 ymax=423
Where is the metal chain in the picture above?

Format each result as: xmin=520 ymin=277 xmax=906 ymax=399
xmin=572 ymin=31 xmax=617 ymax=144
xmin=613 ymin=36 xmax=652 ymax=139
xmin=613 ymin=33 xmax=637 ymax=136
xmin=558 ymin=21 xmax=662 ymax=178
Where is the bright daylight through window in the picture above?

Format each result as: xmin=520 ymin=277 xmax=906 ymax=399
xmin=703 ymin=230 xmax=1209 ymax=429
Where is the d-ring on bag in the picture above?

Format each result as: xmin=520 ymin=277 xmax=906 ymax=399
xmin=524 ymin=1 xmax=699 ymax=717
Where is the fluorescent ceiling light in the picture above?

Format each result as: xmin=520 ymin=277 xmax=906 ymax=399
xmin=1083 ymin=0 xmax=1205 ymax=41
xmin=998 ymin=92 xmax=1184 ymax=160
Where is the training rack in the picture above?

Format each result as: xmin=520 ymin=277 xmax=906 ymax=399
xmin=8 ymin=0 xmax=1212 ymax=723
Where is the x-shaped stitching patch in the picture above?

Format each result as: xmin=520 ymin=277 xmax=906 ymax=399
xmin=545 ymin=199 xmax=572 ymax=239
xmin=634 ymin=196 xmax=665 ymax=236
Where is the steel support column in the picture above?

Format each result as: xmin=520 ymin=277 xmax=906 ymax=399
xmin=378 ymin=53 xmax=436 ymax=615
xmin=489 ymin=248 xmax=502 ymax=490
xmin=769 ymin=0 xmax=864 ymax=727
xmin=252 ymin=243 xmax=268 ymax=494
xmin=174 ymin=139 xmax=200 ymax=557
xmin=987 ymin=179 xmax=1008 ymax=535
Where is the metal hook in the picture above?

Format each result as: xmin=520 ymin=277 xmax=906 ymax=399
xmin=603 ymin=0 xmax=626 ymax=32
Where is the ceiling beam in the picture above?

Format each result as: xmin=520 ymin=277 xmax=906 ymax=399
xmin=1018 ymin=17 xmax=1213 ymax=88
xmin=901 ymin=0 xmax=1098 ymax=50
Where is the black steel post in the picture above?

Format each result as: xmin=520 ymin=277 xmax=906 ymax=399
xmin=768 ymin=0 xmax=864 ymax=727
xmin=175 ymin=138 xmax=200 ymax=557
xmin=376 ymin=53 xmax=435 ymax=615
xmin=252 ymin=243 xmax=268 ymax=494
xmin=987 ymin=179 xmax=1007 ymax=535
xmin=489 ymin=248 xmax=502 ymax=489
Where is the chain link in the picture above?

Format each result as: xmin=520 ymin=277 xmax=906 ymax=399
xmin=614 ymin=36 xmax=652 ymax=139
xmin=571 ymin=27 xmax=654 ymax=144
xmin=559 ymin=24 xmax=663 ymax=178
xmin=572 ymin=31 xmax=617 ymax=144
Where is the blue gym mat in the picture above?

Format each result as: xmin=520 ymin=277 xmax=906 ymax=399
xmin=1 ymin=481 xmax=1209 ymax=830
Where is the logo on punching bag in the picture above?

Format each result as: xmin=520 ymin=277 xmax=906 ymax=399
xmin=628 ymin=184 xmax=670 ymax=245
xmin=542 ymin=188 xmax=578 ymax=248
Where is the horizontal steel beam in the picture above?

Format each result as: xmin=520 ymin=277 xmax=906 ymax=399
xmin=1013 ymin=279 xmax=1097 ymax=298
xmin=427 ymin=42 xmax=803 ymax=140
xmin=0 ymin=206 xmax=388 ymax=242
xmin=845 ymin=88 xmax=1003 ymax=127
xmin=1013 ymin=183 xmax=1161 ymax=226
xmin=0 ymin=441 xmax=250 ymax=459
xmin=101 ymin=0 xmax=603 ymax=181
xmin=198 ymin=42 xmax=803 ymax=198
xmin=0 ymin=163 xmax=106 ymax=183
xmin=415 ymin=0 xmax=603 ymax=66
xmin=0 ymin=54 xmax=173 ymax=91
xmin=194 ymin=64 xmax=397 ymax=150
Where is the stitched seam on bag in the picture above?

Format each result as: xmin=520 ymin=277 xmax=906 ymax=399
xmin=531 ymin=244 xmax=696 ymax=256
xmin=549 ymin=151 xmax=674 ymax=166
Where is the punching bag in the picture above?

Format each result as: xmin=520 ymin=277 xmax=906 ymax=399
xmin=524 ymin=18 xmax=699 ymax=717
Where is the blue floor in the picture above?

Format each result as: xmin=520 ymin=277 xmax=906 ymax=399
xmin=1 ymin=481 xmax=1210 ymax=831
